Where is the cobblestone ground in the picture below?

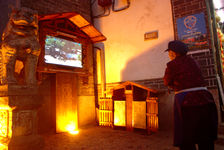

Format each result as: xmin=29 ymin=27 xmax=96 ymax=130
xmin=42 ymin=126 xmax=224 ymax=150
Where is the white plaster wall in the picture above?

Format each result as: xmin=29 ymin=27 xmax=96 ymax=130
xmin=93 ymin=0 xmax=174 ymax=83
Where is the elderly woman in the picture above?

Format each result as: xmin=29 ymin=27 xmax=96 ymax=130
xmin=163 ymin=40 xmax=218 ymax=150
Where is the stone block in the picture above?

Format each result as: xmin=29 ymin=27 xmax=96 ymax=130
xmin=8 ymin=135 xmax=44 ymax=150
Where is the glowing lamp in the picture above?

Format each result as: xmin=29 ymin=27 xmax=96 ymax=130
xmin=0 ymin=105 xmax=13 ymax=150
xmin=66 ymin=124 xmax=79 ymax=135
xmin=68 ymin=130 xmax=79 ymax=135
xmin=0 ymin=143 xmax=8 ymax=150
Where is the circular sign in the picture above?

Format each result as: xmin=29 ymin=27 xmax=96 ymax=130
xmin=184 ymin=15 xmax=197 ymax=29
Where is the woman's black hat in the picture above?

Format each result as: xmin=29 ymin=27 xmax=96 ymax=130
xmin=165 ymin=40 xmax=188 ymax=55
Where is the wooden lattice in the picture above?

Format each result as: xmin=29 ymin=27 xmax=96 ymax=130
xmin=98 ymin=97 xmax=113 ymax=127
xmin=146 ymin=97 xmax=159 ymax=132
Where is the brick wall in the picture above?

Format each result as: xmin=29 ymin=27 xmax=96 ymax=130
xmin=170 ymin=0 xmax=217 ymax=89
xmin=131 ymin=48 xmax=218 ymax=89
xmin=171 ymin=0 xmax=209 ymax=41
xmin=21 ymin=0 xmax=92 ymax=22
xmin=189 ymin=49 xmax=217 ymax=88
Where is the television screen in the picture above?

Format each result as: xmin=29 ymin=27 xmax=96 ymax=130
xmin=44 ymin=35 xmax=82 ymax=68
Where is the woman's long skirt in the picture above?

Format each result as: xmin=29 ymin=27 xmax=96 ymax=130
xmin=173 ymin=90 xmax=218 ymax=146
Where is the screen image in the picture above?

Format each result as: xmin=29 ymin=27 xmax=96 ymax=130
xmin=44 ymin=35 xmax=82 ymax=68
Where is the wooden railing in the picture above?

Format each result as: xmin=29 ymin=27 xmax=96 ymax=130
xmin=146 ymin=97 xmax=158 ymax=133
xmin=98 ymin=96 xmax=159 ymax=133
xmin=98 ymin=97 xmax=113 ymax=127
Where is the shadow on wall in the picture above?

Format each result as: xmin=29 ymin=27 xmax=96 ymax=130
xmin=121 ymin=39 xmax=171 ymax=82
xmin=120 ymin=39 xmax=174 ymax=131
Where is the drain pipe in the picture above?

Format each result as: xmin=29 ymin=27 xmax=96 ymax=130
xmin=94 ymin=45 xmax=106 ymax=97
xmin=205 ymin=0 xmax=224 ymax=109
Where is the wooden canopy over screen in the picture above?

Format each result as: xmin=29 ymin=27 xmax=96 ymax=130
xmin=38 ymin=12 xmax=106 ymax=43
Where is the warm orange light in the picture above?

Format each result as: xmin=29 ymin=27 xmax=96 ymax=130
xmin=133 ymin=101 xmax=146 ymax=129
xmin=69 ymin=14 xmax=89 ymax=28
xmin=114 ymin=101 xmax=126 ymax=126
xmin=57 ymin=115 xmax=78 ymax=133
xmin=0 ymin=143 xmax=8 ymax=150
xmin=69 ymin=130 xmax=79 ymax=135
xmin=0 ymin=106 xmax=12 ymax=150
xmin=56 ymin=98 xmax=78 ymax=134
xmin=66 ymin=124 xmax=79 ymax=135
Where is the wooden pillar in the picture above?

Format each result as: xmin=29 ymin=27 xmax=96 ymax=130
xmin=125 ymin=89 xmax=133 ymax=131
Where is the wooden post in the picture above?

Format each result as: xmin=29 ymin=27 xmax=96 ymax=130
xmin=125 ymin=89 xmax=133 ymax=131
xmin=146 ymin=97 xmax=159 ymax=134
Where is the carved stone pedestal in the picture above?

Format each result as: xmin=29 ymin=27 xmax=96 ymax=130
xmin=0 ymin=85 xmax=44 ymax=150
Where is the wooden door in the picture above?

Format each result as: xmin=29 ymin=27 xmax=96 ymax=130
xmin=56 ymin=72 xmax=78 ymax=133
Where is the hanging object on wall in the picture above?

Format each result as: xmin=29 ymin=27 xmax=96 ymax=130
xmin=98 ymin=0 xmax=112 ymax=7
xmin=112 ymin=0 xmax=130 ymax=12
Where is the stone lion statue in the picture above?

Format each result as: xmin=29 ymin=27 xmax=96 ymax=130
xmin=0 ymin=7 xmax=40 ymax=85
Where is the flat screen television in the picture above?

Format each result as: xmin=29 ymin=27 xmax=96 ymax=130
xmin=44 ymin=35 xmax=83 ymax=68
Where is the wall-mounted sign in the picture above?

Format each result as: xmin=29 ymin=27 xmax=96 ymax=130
xmin=144 ymin=31 xmax=158 ymax=41
xmin=177 ymin=13 xmax=208 ymax=50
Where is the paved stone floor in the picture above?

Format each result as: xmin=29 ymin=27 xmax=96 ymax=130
xmin=42 ymin=126 xmax=224 ymax=150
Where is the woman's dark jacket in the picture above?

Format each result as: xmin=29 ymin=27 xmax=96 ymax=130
xmin=163 ymin=55 xmax=218 ymax=146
